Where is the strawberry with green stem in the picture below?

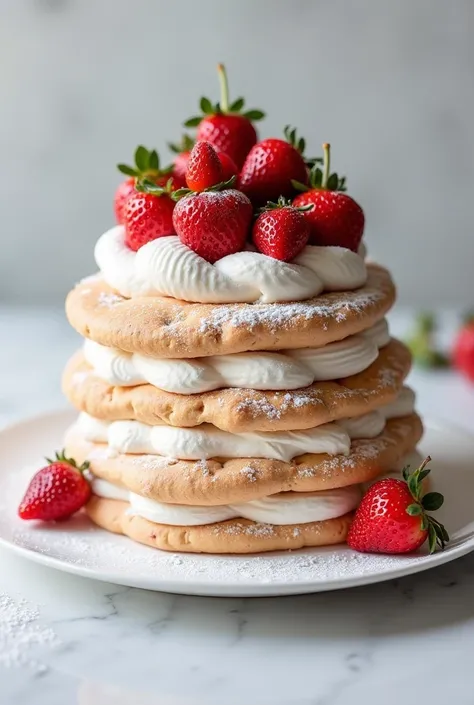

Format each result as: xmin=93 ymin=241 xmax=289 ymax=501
xmin=293 ymin=142 xmax=364 ymax=251
xmin=347 ymin=455 xmax=449 ymax=555
xmin=184 ymin=64 xmax=265 ymax=169
xmin=18 ymin=451 xmax=91 ymax=522
xmin=114 ymin=146 xmax=174 ymax=224
xmin=124 ymin=178 xmax=176 ymax=251
xmin=239 ymin=125 xmax=310 ymax=207
xmin=252 ymin=196 xmax=312 ymax=262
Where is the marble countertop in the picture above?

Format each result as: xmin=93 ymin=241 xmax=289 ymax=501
xmin=1 ymin=307 xmax=474 ymax=705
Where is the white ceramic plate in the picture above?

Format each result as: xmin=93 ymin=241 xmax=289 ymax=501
xmin=0 ymin=409 xmax=472 ymax=597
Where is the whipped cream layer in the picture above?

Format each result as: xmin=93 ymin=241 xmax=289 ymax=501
xmin=95 ymin=226 xmax=367 ymax=304
xmin=91 ymin=477 xmax=361 ymax=526
xmin=76 ymin=386 xmax=415 ymax=462
xmin=83 ymin=318 xmax=390 ymax=394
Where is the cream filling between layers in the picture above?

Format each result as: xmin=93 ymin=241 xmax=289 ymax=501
xmin=75 ymin=387 xmax=416 ymax=462
xmin=94 ymin=226 xmax=367 ymax=304
xmin=82 ymin=318 xmax=390 ymax=394
xmin=90 ymin=478 xmax=362 ymax=526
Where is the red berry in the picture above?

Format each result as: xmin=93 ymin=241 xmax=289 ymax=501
xmin=217 ymin=151 xmax=238 ymax=182
xmin=347 ymin=456 xmax=448 ymax=555
xmin=453 ymin=322 xmax=474 ymax=382
xmin=293 ymin=190 xmax=364 ymax=251
xmin=18 ymin=452 xmax=91 ymax=522
xmin=197 ymin=114 xmax=257 ymax=170
xmin=169 ymin=134 xmax=195 ymax=188
xmin=114 ymin=178 xmax=136 ymax=224
xmin=252 ymin=200 xmax=310 ymax=262
xmin=115 ymin=146 xmax=174 ymax=224
xmin=124 ymin=190 xmax=175 ymax=251
xmin=173 ymin=189 xmax=252 ymax=263
xmin=292 ymin=143 xmax=364 ymax=251
xmin=185 ymin=141 xmax=224 ymax=192
xmin=172 ymin=152 xmax=191 ymax=188
xmin=239 ymin=137 xmax=308 ymax=207
xmin=185 ymin=64 xmax=264 ymax=169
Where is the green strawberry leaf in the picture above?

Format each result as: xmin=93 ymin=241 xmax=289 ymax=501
xmin=406 ymin=503 xmax=422 ymax=516
xmin=428 ymin=523 xmax=438 ymax=553
xmin=148 ymin=150 xmax=159 ymax=172
xmin=184 ymin=116 xmax=202 ymax=128
xmin=230 ymin=97 xmax=245 ymax=112
xmin=243 ymin=109 xmax=265 ymax=121
xmin=134 ymin=145 xmax=149 ymax=172
xmin=422 ymin=492 xmax=444 ymax=511
xmin=200 ymin=96 xmax=213 ymax=114
xmin=117 ymin=164 xmax=138 ymax=177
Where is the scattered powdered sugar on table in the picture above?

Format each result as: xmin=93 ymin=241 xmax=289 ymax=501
xmin=0 ymin=593 xmax=59 ymax=674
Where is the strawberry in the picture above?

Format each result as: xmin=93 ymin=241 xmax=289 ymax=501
xmin=252 ymin=197 xmax=311 ymax=262
xmin=217 ymin=151 xmax=238 ymax=182
xmin=168 ymin=134 xmax=195 ymax=188
xmin=347 ymin=456 xmax=449 ymax=555
xmin=172 ymin=188 xmax=253 ymax=263
xmin=293 ymin=143 xmax=364 ymax=251
xmin=239 ymin=126 xmax=309 ymax=206
xmin=184 ymin=64 xmax=264 ymax=169
xmin=453 ymin=318 xmax=474 ymax=382
xmin=18 ymin=451 xmax=91 ymax=521
xmin=185 ymin=141 xmax=224 ymax=192
xmin=124 ymin=180 xmax=176 ymax=251
xmin=114 ymin=146 xmax=174 ymax=224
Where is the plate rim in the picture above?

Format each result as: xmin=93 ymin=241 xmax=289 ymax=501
xmin=0 ymin=409 xmax=473 ymax=597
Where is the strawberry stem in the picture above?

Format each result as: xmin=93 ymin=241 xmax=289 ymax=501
xmin=322 ymin=143 xmax=331 ymax=189
xmin=217 ymin=63 xmax=229 ymax=113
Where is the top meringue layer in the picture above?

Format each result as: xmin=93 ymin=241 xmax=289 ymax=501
xmin=95 ymin=226 xmax=367 ymax=304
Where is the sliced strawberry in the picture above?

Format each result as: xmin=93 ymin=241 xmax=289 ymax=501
xmin=18 ymin=451 xmax=91 ymax=522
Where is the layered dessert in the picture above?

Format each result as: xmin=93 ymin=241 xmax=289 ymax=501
xmin=58 ymin=66 xmax=422 ymax=554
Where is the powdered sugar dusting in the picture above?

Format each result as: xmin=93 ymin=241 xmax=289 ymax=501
xmin=0 ymin=593 xmax=59 ymax=673
xmin=97 ymin=292 xmax=124 ymax=308
xmin=199 ymin=289 xmax=384 ymax=334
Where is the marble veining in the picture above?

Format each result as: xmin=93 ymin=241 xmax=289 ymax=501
xmin=1 ymin=307 xmax=474 ymax=705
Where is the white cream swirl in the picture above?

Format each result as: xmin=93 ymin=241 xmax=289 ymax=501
xmin=77 ymin=414 xmax=351 ymax=462
xmin=90 ymin=477 xmax=361 ymax=526
xmin=94 ymin=226 xmax=367 ymax=304
xmin=83 ymin=318 xmax=389 ymax=394
xmin=75 ymin=387 xmax=415 ymax=462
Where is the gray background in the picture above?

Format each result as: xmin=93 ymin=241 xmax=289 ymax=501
xmin=1 ymin=0 xmax=473 ymax=306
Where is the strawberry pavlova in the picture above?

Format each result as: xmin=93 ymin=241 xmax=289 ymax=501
xmin=19 ymin=65 xmax=448 ymax=557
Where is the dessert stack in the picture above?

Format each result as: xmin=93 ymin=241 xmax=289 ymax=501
xmin=60 ymin=66 xmax=422 ymax=554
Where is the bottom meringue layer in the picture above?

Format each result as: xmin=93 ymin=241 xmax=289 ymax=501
xmin=90 ymin=476 xmax=361 ymax=526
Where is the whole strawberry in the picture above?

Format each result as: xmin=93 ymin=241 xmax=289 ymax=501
xmin=293 ymin=143 xmax=364 ymax=251
xmin=184 ymin=64 xmax=264 ymax=169
xmin=239 ymin=126 xmax=309 ymax=207
xmin=252 ymin=197 xmax=312 ymax=262
xmin=453 ymin=318 xmax=474 ymax=382
xmin=124 ymin=180 xmax=176 ymax=251
xmin=168 ymin=134 xmax=195 ymax=188
xmin=185 ymin=141 xmax=225 ymax=192
xmin=18 ymin=451 xmax=91 ymax=521
xmin=173 ymin=189 xmax=252 ymax=263
xmin=347 ymin=456 xmax=449 ymax=554
xmin=114 ymin=146 xmax=174 ymax=224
